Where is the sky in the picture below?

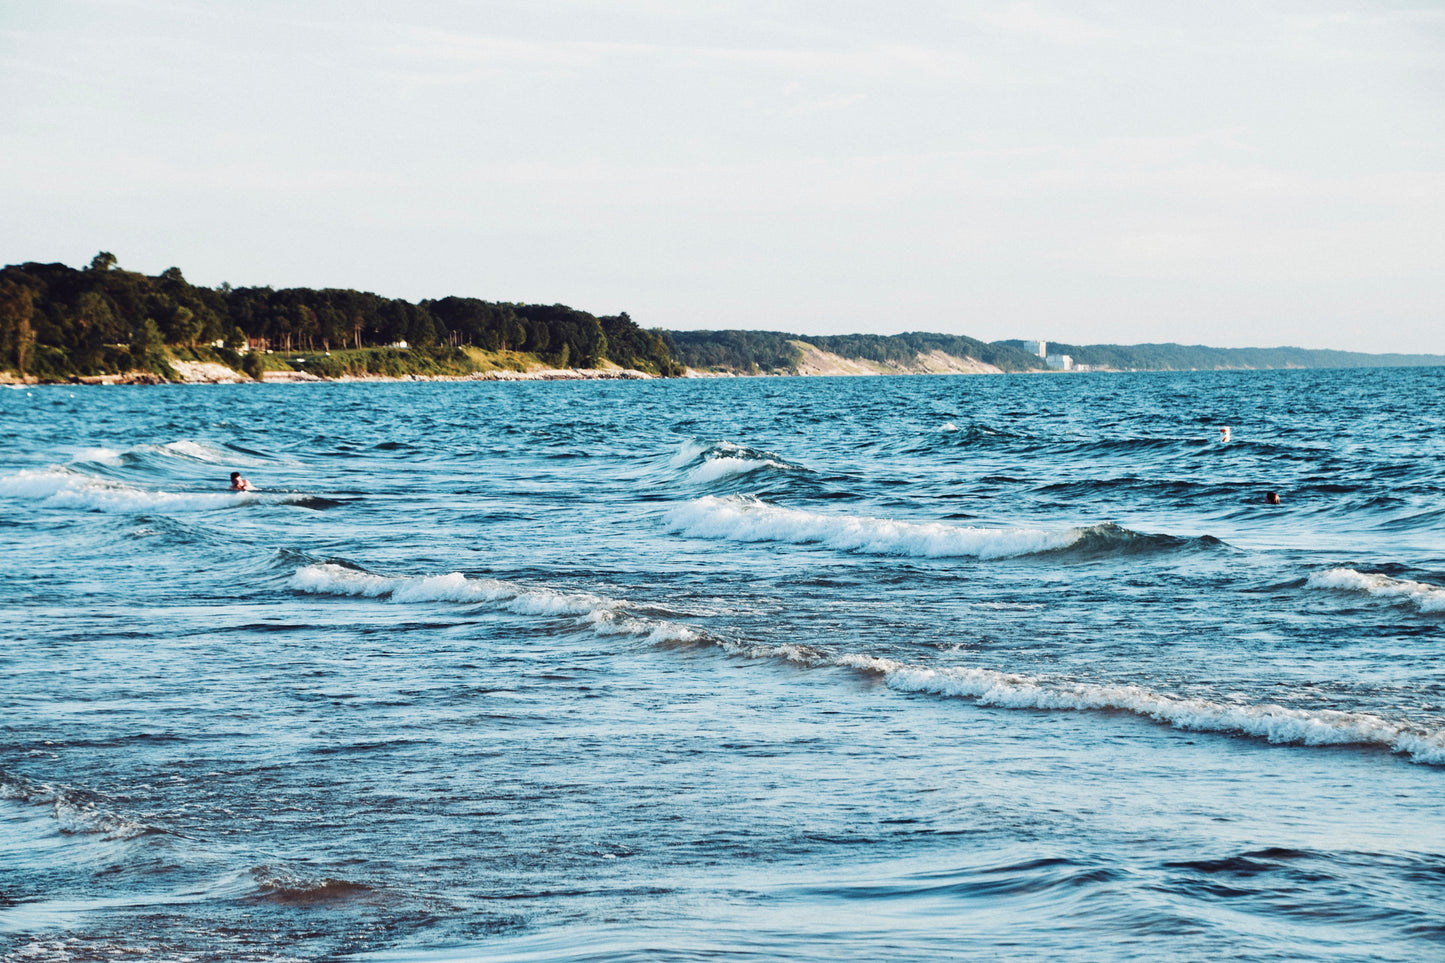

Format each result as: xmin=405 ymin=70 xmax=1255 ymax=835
xmin=2 ymin=1 xmax=1442 ymax=353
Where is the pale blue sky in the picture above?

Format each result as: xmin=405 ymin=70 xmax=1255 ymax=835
xmin=3 ymin=1 xmax=1442 ymax=352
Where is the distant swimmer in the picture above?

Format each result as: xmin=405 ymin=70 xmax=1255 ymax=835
xmin=1265 ymin=491 xmax=1281 ymax=505
xmin=1219 ymin=427 xmax=1232 ymax=443
xmin=229 ymin=472 xmax=252 ymax=492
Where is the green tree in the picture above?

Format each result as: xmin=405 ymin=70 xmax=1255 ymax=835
xmin=0 ymin=279 xmax=37 ymax=376
xmin=168 ymin=306 xmax=203 ymax=347
xmin=129 ymin=318 xmax=169 ymax=376
xmin=241 ymin=351 xmax=265 ymax=381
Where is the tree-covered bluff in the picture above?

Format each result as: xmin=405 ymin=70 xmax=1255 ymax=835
xmin=0 ymin=254 xmax=682 ymax=381
xmin=5 ymin=254 xmax=1440 ymax=383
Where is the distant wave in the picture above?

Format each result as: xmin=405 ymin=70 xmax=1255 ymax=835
xmin=835 ymin=655 xmax=1445 ymax=765
xmin=1305 ymin=568 xmax=1445 ymax=613
xmin=289 ymin=563 xmax=699 ymax=644
xmin=664 ymin=495 xmax=1215 ymax=560
xmin=65 ymin=438 xmax=274 ymax=470
xmin=902 ymin=422 xmax=1026 ymax=453
xmin=0 ymin=468 xmax=312 ymax=513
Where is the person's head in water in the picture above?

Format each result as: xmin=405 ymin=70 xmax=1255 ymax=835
xmin=230 ymin=472 xmax=250 ymax=491
xmin=1265 ymin=491 xmax=1280 ymax=505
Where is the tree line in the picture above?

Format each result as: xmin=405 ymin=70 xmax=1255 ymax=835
xmin=0 ymin=253 xmax=682 ymax=380
xmin=7 ymin=253 xmax=1430 ymax=382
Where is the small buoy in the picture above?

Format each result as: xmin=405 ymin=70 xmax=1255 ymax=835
xmin=1219 ymin=427 xmax=1232 ymax=443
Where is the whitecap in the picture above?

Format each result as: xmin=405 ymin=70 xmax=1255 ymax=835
xmin=159 ymin=439 xmax=229 ymax=462
xmin=689 ymin=456 xmax=788 ymax=484
xmin=1305 ymin=568 xmax=1445 ymax=613
xmin=69 ymin=447 xmax=124 ymax=466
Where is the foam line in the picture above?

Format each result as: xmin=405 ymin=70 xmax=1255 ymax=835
xmin=836 ymin=655 xmax=1445 ymax=765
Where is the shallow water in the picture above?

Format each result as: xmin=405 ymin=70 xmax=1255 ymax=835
xmin=2 ymin=369 xmax=1442 ymax=961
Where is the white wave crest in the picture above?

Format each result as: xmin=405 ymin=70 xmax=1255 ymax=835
xmin=672 ymin=441 xmax=795 ymax=484
xmin=291 ymin=563 xmax=617 ymax=616
xmin=690 ymin=456 xmax=788 ymax=484
xmin=1306 ymin=568 xmax=1445 ymax=613
xmin=289 ymin=564 xmax=713 ymax=648
xmin=292 ymin=562 xmax=638 ymax=620
xmin=836 ymin=655 xmax=1445 ymax=765
xmin=665 ymin=495 xmax=1075 ymax=559
xmin=160 ymin=439 xmax=229 ymax=462
xmin=668 ymin=439 xmax=710 ymax=469
xmin=69 ymin=447 xmax=124 ymax=465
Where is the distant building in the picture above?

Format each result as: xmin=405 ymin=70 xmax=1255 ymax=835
xmin=1045 ymin=353 xmax=1073 ymax=371
xmin=1023 ymin=340 xmax=1047 ymax=359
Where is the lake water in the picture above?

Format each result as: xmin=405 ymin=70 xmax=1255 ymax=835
xmin=2 ymin=369 xmax=1442 ymax=961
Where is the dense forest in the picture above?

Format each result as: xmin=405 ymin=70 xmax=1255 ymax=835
xmin=0 ymin=253 xmax=682 ymax=380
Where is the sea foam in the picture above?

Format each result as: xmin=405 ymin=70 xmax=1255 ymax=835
xmin=666 ymin=495 xmax=1076 ymax=559
xmin=1305 ymin=568 xmax=1445 ymax=613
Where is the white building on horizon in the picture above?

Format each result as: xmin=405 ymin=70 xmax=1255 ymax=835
xmin=1022 ymin=340 xmax=1047 ymax=359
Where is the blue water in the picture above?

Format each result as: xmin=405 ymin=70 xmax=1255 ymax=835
xmin=2 ymin=369 xmax=1442 ymax=962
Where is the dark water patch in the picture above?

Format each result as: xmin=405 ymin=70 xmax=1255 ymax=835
xmin=247 ymin=870 xmax=378 ymax=908
xmin=287 ymin=495 xmax=351 ymax=510
xmin=1046 ymin=523 xmax=1228 ymax=560
xmin=221 ymin=442 xmax=272 ymax=458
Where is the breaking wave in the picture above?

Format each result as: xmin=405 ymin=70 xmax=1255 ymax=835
xmin=669 ymin=440 xmax=811 ymax=486
xmin=835 ymin=655 xmax=1445 ymax=765
xmin=1305 ymin=569 xmax=1445 ymax=613
xmin=664 ymin=495 xmax=1214 ymax=560
xmin=289 ymin=563 xmax=700 ymax=644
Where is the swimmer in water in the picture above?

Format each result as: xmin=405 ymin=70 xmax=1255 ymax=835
xmin=229 ymin=472 xmax=252 ymax=492
xmin=1265 ymin=491 xmax=1280 ymax=505
xmin=1219 ymin=427 xmax=1232 ymax=443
